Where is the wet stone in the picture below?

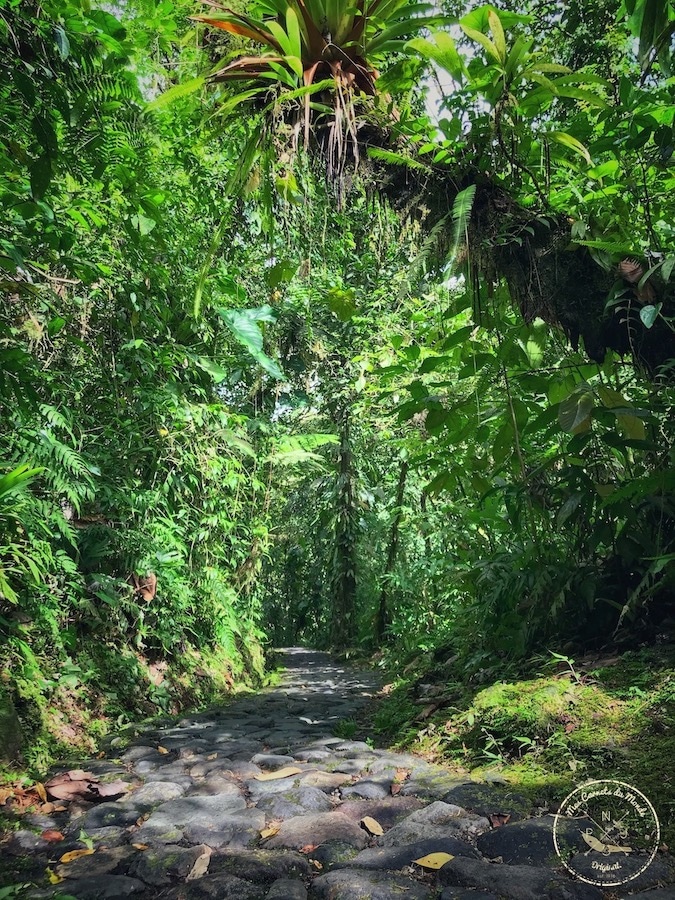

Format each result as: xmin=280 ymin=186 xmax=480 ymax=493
xmin=129 ymin=842 xmax=211 ymax=885
xmin=330 ymin=759 xmax=371 ymax=776
xmin=440 ymin=891 xmax=501 ymax=900
xmin=48 ymin=876 xmax=146 ymax=898
xmin=629 ymin=891 xmax=675 ymax=900
xmin=310 ymin=869 xmax=435 ymax=899
xmin=293 ymin=749 xmax=332 ymax=763
xmin=146 ymin=774 xmax=195 ymax=791
xmin=476 ymin=815 xmax=584 ymax=866
xmin=121 ymin=745 xmax=158 ymax=763
xmin=135 ymin=759 xmax=161 ymax=775
xmin=338 ymin=797 xmax=424 ymax=830
xmin=86 ymin=825 xmax=130 ymax=848
xmin=161 ymin=872 xmax=264 ymax=899
xmin=401 ymin=772 xmax=471 ymax=801
xmin=297 ymin=771 xmax=351 ymax=793
xmin=256 ymin=785 xmax=334 ymax=819
xmin=308 ymin=841 xmax=360 ymax=870
xmin=340 ymin=778 xmax=391 ymax=801
xmin=437 ymin=857 xmax=604 ymax=900
xmin=565 ymin=854 xmax=674 ymax=893
xmin=136 ymin=793 xmax=255 ymax=844
xmin=81 ymin=801 xmax=143 ymax=830
xmin=266 ymin=812 xmax=368 ymax=851
xmin=183 ymin=808 xmax=266 ymax=848
xmin=333 ymin=742 xmax=373 ymax=754
xmin=266 ymin=878 xmax=308 ymax=900
xmin=247 ymin=776 xmax=305 ymax=802
xmin=336 ymin=836 xmax=480 ymax=871
xmin=443 ymin=783 xmax=532 ymax=822
xmin=379 ymin=801 xmax=490 ymax=847
xmin=208 ymin=848 xmax=312 ymax=884
xmin=24 ymin=812 xmax=61 ymax=829
xmin=57 ymin=845 xmax=134 ymax=880
xmin=123 ymin=779 xmax=186 ymax=809
xmin=6 ymin=829 xmax=50 ymax=855
xmin=189 ymin=759 xmax=229 ymax=777
xmin=187 ymin=775 xmax=243 ymax=797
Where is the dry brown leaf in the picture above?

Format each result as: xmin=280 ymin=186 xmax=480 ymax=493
xmin=360 ymin=816 xmax=384 ymax=836
xmin=59 ymin=848 xmax=95 ymax=864
xmin=34 ymin=782 xmax=47 ymax=803
xmin=186 ymin=848 xmax=211 ymax=881
xmin=391 ymin=784 xmax=402 ymax=796
xmin=253 ymin=766 xmax=302 ymax=781
xmin=413 ymin=852 xmax=454 ymax=869
xmin=260 ymin=826 xmax=280 ymax=839
xmin=393 ymin=768 xmax=409 ymax=783
xmin=132 ymin=843 xmax=149 ymax=851
xmin=0 ymin=787 xmax=14 ymax=805
xmin=311 ymin=859 xmax=323 ymax=870
xmin=41 ymin=830 xmax=65 ymax=843
xmin=45 ymin=770 xmax=97 ymax=802
xmin=97 ymin=751 xmax=105 ymax=759
xmin=94 ymin=780 xmax=131 ymax=799
xmin=206 ymin=753 xmax=217 ymax=760
xmin=46 ymin=780 xmax=93 ymax=802
xmin=67 ymin=770 xmax=92 ymax=782
xmin=157 ymin=746 xmax=170 ymax=755
xmin=300 ymin=844 xmax=317 ymax=854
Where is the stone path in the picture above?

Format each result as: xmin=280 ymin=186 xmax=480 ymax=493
xmin=3 ymin=649 xmax=675 ymax=899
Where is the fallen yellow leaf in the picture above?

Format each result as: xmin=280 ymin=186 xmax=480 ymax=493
xmin=47 ymin=868 xmax=64 ymax=884
xmin=157 ymin=746 xmax=169 ymax=755
xmin=34 ymin=782 xmax=47 ymax=802
xmin=413 ymin=852 xmax=454 ymax=870
xmin=132 ymin=843 xmax=149 ymax=851
xmin=59 ymin=849 xmax=95 ymax=864
xmin=360 ymin=816 xmax=384 ymax=836
xmin=253 ymin=767 xmax=302 ymax=781
xmin=260 ymin=826 xmax=280 ymax=839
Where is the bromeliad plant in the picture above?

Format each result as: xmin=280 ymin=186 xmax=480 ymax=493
xmin=193 ymin=0 xmax=445 ymax=174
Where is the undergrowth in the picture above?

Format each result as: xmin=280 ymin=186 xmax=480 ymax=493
xmin=372 ymin=642 xmax=675 ymax=847
xmin=0 ymin=637 xmax=268 ymax=783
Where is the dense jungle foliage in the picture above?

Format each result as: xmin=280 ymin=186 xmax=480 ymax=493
xmin=1 ymin=0 xmax=675 ymax=785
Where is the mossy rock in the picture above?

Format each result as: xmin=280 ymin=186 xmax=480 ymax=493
xmin=442 ymin=782 xmax=532 ymax=821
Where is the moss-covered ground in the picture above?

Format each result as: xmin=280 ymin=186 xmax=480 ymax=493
xmin=0 ymin=639 xmax=276 ymax=791
xmin=370 ymin=644 xmax=675 ymax=847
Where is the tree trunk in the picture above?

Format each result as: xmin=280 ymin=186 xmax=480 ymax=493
xmin=375 ymin=458 xmax=409 ymax=644
xmin=331 ymin=403 xmax=357 ymax=647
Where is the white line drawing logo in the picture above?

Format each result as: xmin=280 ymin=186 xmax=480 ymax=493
xmin=553 ymin=780 xmax=660 ymax=887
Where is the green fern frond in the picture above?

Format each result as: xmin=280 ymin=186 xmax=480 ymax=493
xmin=449 ymin=183 xmax=477 ymax=264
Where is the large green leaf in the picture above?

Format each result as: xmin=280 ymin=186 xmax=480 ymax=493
xmin=218 ymin=306 xmax=284 ymax=379
xmin=558 ymin=390 xmax=594 ymax=434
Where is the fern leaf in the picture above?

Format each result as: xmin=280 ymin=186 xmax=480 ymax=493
xmin=449 ymin=184 xmax=476 ymax=264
